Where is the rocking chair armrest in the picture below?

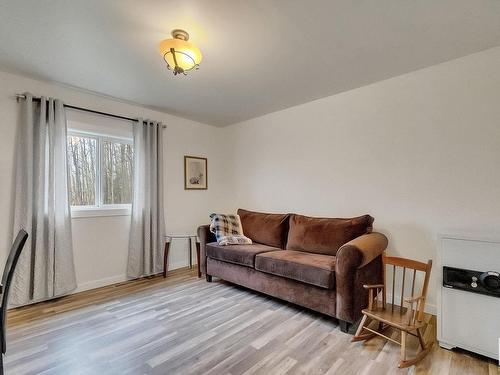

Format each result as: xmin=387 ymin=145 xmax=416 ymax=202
xmin=404 ymin=296 xmax=427 ymax=325
xmin=404 ymin=296 xmax=426 ymax=315
xmin=404 ymin=296 xmax=425 ymax=304
xmin=364 ymin=284 xmax=385 ymax=310
xmin=363 ymin=284 xmax=385 ymax=290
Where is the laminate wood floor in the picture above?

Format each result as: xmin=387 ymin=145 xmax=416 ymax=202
xmin=5 ymin=268 xmax=499 ymax=375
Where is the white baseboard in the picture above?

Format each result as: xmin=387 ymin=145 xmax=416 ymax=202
xmin=75 ymin=261 xmax=197 ymax=293
xmin=8 ymin=274 xmax=130 ymax=309
xmin=74 ymin=274 xmax=128 ymax=293
xmin=168 ymin=260 xmax=197 ymax=271
xmin=7 ymin=260 xmax=191 ymax=310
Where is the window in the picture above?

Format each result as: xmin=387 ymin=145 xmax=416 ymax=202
xmin=67 ymin=132 xmax=133 ymax=213
xmin=67 ymin=135 xmax=98 ymax=206
xmin=102 ymin=140 xmax=134 ymax=205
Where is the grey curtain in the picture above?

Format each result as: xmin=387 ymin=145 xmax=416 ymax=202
xmin=11 ymin=93 xmax=77 ymax=306
xmin=127 ymin=119 xmax=165 ymax=278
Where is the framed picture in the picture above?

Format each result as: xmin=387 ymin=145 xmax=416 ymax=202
xmin=184 ymin=156 xmax=208 ymax=190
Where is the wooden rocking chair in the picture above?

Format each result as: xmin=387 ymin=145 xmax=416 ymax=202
xmin=352 ymin=255 xmax=433 ymax=368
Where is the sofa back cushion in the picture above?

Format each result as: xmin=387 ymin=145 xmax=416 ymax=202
xmin=237 ymin=209 xmax=289 ymax=248
xmin=286 ymin=214 xmax=374 ymax=255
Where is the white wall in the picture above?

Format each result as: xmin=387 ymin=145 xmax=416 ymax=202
xmin=0 ymin=70 xmax=230 ymax=293
xmin=224 ymin=46 xmax=500 ymax=311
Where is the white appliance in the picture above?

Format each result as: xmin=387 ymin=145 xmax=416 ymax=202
xmin=438 ymin=234 xmax=500 ymax=360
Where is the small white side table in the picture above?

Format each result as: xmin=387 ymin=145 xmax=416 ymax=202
xmin=163 ymin=235 xmax=200 ymax=278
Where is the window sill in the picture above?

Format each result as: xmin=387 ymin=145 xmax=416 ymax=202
xmin=71 ymin=206 xmax=131 ymax=219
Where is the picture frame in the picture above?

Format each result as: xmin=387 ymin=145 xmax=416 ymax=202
xmin=184 ymin=155 xmax=208 ymax=190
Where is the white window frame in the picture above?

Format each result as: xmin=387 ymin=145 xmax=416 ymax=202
xmin=67 ymin=130 xmax=133 ymax=218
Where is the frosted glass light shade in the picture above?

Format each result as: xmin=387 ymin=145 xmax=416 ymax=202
xmin=159 ymin=35 xmax=202 ymax=75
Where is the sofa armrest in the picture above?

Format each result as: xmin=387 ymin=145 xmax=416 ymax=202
xmin=197 ymin=225 xmax=216 ymax=275
xmin=336 ymin=232 xmax=388 ymax=272
xmin=335 ymin=232 xmax=388 ymax=323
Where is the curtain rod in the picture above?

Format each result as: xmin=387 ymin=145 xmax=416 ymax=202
xmin=15 ymin=94 xmax=167 ymax=128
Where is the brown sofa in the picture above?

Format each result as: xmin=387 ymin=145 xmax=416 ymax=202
xmin=197 ymin=209 xmax=388 ymax=332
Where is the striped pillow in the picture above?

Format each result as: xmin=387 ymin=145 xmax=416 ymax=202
xmin=209 ymin=213 xmax=252 ymax=246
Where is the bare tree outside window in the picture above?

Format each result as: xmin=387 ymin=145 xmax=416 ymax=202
xmin=102 ymin=141 xmax=133 ymax=204
xmin=67 ymin=135 xmax=97 ymax=206
xmin=67 ymin=133 xmax=133 ymax=207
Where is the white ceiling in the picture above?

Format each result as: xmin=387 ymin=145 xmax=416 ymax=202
xmin=1 ymin=0 xmax=500 ymax=126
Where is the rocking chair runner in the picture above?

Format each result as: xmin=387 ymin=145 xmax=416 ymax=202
xmin=352 ymin=255 xmax=433 ymax=368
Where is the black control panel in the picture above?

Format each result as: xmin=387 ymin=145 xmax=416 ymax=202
xmin=443 ymin=266 xmax=500 ymax=298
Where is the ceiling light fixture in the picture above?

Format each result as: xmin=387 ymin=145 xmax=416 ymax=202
xmin=159 ymin=29 xmax=202 ymax=76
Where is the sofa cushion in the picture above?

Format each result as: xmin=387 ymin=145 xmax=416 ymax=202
xmin=286 ymin=214 xmax=374 ymax=256
xmin=237 ymin=209 xmax=290 ymax=248
xmin=255 ymin=250 xmax=336 ymax=289
xmin=206 ymin=242 xmax=280 ymax=268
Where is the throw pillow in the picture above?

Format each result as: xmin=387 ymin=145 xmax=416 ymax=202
xmin=209 ymin=213 xmax=252 ymax=246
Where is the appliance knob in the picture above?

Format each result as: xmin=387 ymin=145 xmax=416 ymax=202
xmin=472 ymin=276 xmax=478 ymax=282
xmin=471 ymin=282 xmax=478 ymax=288
xmin=479 ymin=271 xmax=500 ymax=291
